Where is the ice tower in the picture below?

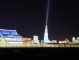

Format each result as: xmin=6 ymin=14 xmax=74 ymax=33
xmin=43 ymin=0 xmax=51 ymax=43
xmin=43 ymin=25 xmax=50 ymax=43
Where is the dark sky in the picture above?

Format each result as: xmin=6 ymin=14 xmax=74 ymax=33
xmin=0 ymin=0 xmax=79 ymax=41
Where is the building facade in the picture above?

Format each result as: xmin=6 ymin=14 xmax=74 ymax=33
xmin=0 ymin=29 xmax=23 ymax=45
xmin=33 ymin=35 xmax=39 ymax=43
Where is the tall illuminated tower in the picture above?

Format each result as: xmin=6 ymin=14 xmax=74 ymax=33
xmin=43 ymin=0 xmax=50 ymax=43
xmin=44 ymin=25 xmax=50 ymax=43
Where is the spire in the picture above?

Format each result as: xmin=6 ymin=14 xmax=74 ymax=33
xmin=43 ymin=25 xmax=50 ymax=43
xmin=43 ymin=0 xmax=51 ymax=43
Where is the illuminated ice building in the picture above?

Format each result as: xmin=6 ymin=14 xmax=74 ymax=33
xmin=43 ymin=25 xmax=51 ymax=43
xmin=33 ymin=35 xmax=39 ymax=44
xmin=0 ymin=29 xmax=23 ymax=45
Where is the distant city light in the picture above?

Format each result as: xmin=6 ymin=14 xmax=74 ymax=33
xmin=0 ymin=28 xmax=79 ymax=48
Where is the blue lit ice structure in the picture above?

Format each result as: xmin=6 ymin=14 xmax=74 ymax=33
xmin=43 ymin=26 xmax=50 ymax=43
xmin=0 ymin=29 xmax=23 ymax=44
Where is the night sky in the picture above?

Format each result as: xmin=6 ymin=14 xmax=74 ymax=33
xmin=0 ymin=0 xmax=79 ymax=41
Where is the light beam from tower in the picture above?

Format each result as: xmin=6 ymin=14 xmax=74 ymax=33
xmin=46 ymin=0 xmax=50 ymax=26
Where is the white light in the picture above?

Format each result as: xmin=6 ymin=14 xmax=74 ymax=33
xmin=46 ymin=25 xmax=47 ymax=27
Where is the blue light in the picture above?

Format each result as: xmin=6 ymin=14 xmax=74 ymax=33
xmin=45 ymin=0 xmax=50 ymax=26
xmin=0 ymin=29 xmax=22 ymax=39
